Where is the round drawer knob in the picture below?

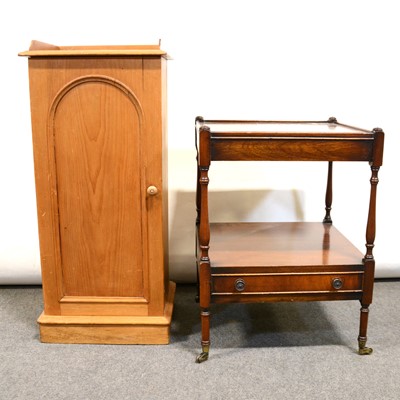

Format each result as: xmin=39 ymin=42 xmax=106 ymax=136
xmin=332 ymin=278 xmax=343 ymax=290
xmin=234 ymin=278 xmax=246 ymax=292
xmin=147 ymin=185 xmax=159 ymax=196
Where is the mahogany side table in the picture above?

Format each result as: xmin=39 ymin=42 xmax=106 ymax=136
xmin=195 ymin=116 xmax=384 ymax=362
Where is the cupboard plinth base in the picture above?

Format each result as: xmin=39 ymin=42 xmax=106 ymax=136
xmin=37 ymin=282 xmax=175 ymax=345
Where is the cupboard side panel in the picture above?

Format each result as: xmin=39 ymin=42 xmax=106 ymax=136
xmin=142 ymin=58 xmax=168 ymax=315
xmin=161 ymin=58 xmax=169 ymax=298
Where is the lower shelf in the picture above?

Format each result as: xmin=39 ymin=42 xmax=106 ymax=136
xmin=206 ymin=222 xmax=366 ymax=303
xmin=37 ymin=281 xmax=176 ymax=345
xmin=209 ymin=221 xmax=365 ymax=270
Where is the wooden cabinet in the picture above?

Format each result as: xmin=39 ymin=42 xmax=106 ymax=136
xmin=195 ymin=117 xmax=384 ymax=362
xmin=19 ymin=41 xmax=175 ymax=344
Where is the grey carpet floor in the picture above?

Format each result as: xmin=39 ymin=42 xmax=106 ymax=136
xmin=1 ymin=280 xmax=399 ymax=400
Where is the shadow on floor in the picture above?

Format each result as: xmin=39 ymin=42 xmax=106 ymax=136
xmin=171 ymin=284 xmax=355 ymax=352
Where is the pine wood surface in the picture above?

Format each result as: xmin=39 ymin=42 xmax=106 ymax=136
xmin=37 ymin=282 xmax=175 ymax=344
xmin=18 ymin=40 xmax=167 ymax=57
xmin=21 ymin=42 xmax=173 ymax=343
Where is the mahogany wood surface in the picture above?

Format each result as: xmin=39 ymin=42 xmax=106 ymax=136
xmin=195 ymin=116 xmax=384 ymax=361
xmin=209 ymin=222 xmax=364 ymax=268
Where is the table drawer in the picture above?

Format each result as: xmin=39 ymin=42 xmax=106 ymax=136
xmin=212 ymin=272 xmax=363 ymax=295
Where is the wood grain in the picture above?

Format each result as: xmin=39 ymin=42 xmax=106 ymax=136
xmin=54 ymin=80 xmax=143 ymax=297
xmin=22 ymin=43 xmax=174 ymax=343
xmin=209 ymin=222 xmax=364 ymax=268
xmin=195 ymin=117 xmax=384 ymax=359
xmin=38 ymin=282 xmax=176 ymax=344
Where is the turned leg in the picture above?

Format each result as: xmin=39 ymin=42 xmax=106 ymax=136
xmin=195 ymin=264 xmax=200 ymax=303
xmin=358 ymin=304 xmax=373 ymax=355
xmin=357 ymin=160 xmax=382 ymax=355
xmin=323 ymin=161 xmax=333 ymax=223
xmin=196 ymin=124 xmax=211 ymax=363
xmin=196 ymin=254 xmax=211 ymax=363
xmin=196 ymin=308 xmax=210 ymax=363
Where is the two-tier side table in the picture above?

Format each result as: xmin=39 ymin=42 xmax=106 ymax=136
xmin=195 ymin=116 xmax=384 ymax=362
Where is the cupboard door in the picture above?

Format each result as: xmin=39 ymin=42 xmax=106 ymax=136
xmin=52 ymin=79 xmax=145 ymax=298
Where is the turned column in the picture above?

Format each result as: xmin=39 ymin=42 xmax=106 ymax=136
xmin=196 ymin=125 xmax=212 ymax=363
xmin=358 ymin=127 xmax=384 ymax=355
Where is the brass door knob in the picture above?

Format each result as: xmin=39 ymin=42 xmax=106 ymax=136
xmin=147 ymin=185 xmax=159 ymax=196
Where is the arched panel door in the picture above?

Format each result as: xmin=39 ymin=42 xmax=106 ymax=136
xmin=52 ymin=78 xmax=145 ymax=298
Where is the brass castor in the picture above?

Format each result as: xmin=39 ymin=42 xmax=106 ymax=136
xmin=358 ymin=347 xmax=373 ymax=355
xmin=196 ymin=345 xmax=209 ymax=363
xmin=196 ymin=352 xmax=209 ymax=363
xmin=358 ymin=338 xmax=373 ymax=355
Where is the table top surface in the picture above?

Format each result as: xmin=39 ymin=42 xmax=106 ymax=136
xmin=198 ymin=119 xmax=375 ymax=138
